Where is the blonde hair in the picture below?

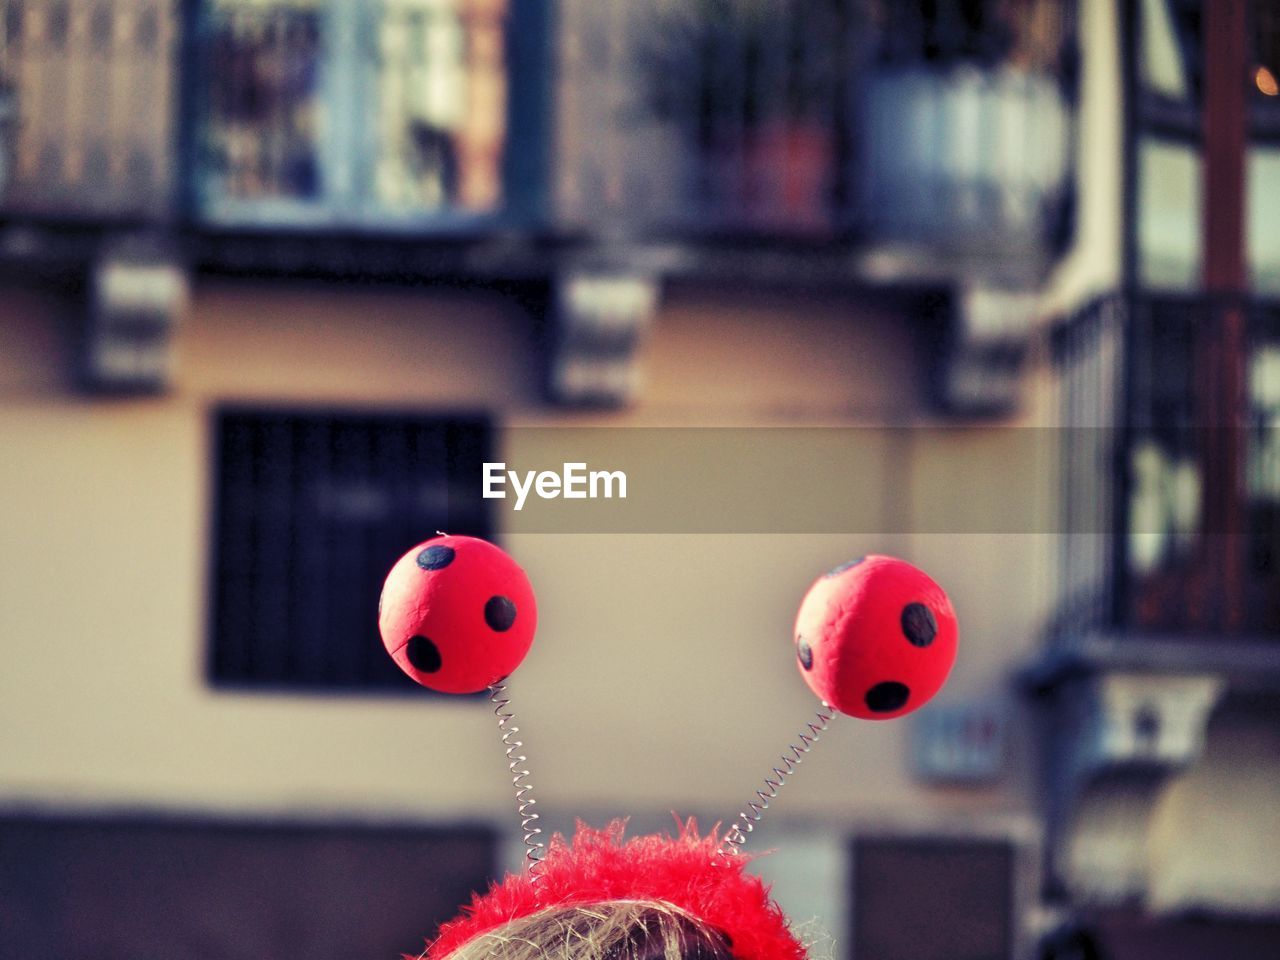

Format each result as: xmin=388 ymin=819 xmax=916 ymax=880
xmin=441 ymin=900 xmax=735 ymax=960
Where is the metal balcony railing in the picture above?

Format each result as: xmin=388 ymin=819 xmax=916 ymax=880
xmin=1052 ymin=294 xmax=1280 ymax=640
xmin=0 ymin=0 xmax=1075 ymax=277
xmin=556 ymin=0 xmax=1075 ymax=272
xmin=1051 ymin=294 xmax=1125 ymax=640
xmin=0 ymin=0 xmax=179 ymax=218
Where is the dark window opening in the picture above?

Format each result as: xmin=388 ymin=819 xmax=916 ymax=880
xmin=851 ymin=835 xmax=1014 ymax=960
xmin=208 ymin=407 xmax=493 ymax=692
xmin=0 ymin=813 xmax=496 ymax=959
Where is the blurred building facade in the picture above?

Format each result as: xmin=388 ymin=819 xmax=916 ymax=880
xmin=0 ymin=1 xmax=1277 ymax=959
xmin=1027 ymin=0 xmax=1280 ymax=956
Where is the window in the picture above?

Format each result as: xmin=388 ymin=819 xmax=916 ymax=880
xmin=208 ymin=408 xmax=493 ymax=691
xmin=1123 ymin=298 xmax=1280 ymax=634
xmin=851 ymin=836 xmax=1015 ymax=960
xmin=1247 ymin=319 xmax=1280 ymax=629
xmin=203 ymin=2 xmax=324 ymax=206
xmin=0 ymin=0 xmax=176 ymax=216
xmin=1052 ymin=295 xmax=1280 ymax=638
xmin=630 ymin=0 xmax=1073 ymax=234
xmin=1138 ymin=0 xmax=1280 ymax=135
xmin=194 ymin=0 xmax=512 ymax=227
xmin=0 ymin=813 xmax=495 ymax=957
xmin=1139 ymin=0 xmax=1201 ymax=107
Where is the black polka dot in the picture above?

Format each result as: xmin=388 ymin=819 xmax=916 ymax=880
xmin=865 ymin=681 xmax=910 ymax=713
xmin=796 ymin=637 xmax=813 ymax=671
xmin=900 ymin=603 xmax=937 ymax=647
xmin=406 ymin=635 xmax=442 ymax=673
xmin=485 ymin=596 xmax=517 ymax=632
xmin=417 ymin=545 xmax=456 ymax=570
xmin=825 ymin=557 xmax=865 ymax=578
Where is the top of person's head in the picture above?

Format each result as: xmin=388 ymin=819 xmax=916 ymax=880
xmin=442 ymin=900 xmax=734 ymax=960
xmin=425 ymin=824 xmax=807 ymax=960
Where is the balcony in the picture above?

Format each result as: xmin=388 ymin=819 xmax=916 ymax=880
xmin=553 ymin=0 xmax=1073 ymax=285
xmin=1051 ymin=294 xmax=1280 ymax=641
xmin=0 ymin=0 xmax=518 ymax=234
xmin=860 ymin=64 xmax=1070 ymax=282
xmin=1030 ymin=291 xmax=1280 ymax=904
xmin=0 ymin=0 xmax=1075 ymax=288
xmin=0 ymin=0 xmax=179 ymax=221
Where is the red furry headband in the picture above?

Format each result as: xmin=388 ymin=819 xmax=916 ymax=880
xmin=378 ymin=540 xmax=958 ymax=960
xmin=427 ymin=822 xmax=807 ymax=960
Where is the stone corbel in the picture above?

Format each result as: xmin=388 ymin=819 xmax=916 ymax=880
xmin=80 ymin=235 xmax=190 ymax=394
xmin=544 ymin=269 xmax=659 ymax=408
xmin=1047 ymin=672 xmax=1226 ymax=903
xmin=934 ymin=282 xmax=1042 ymax=416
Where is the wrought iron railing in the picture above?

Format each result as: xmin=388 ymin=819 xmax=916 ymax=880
xmin=0 ymin=0 xmax=1075 ymax=264
xmin=193 ymin=0 xmax=509 ymax=227
xmin=0 ymin=0 xmax=179 ymax=218
xmin=1052 ymin=293 xmax=1280 ymax=640
xmin=1050 ymin=294 xmax=1125 ymax=641
xmin=556 ymin=0 xmax=1075 ymax=260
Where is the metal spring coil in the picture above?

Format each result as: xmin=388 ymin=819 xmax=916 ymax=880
xmin=720 ymin=702 xmax=837 ymax=856
xmin=489 ymin=680 xmax=545 ymax=876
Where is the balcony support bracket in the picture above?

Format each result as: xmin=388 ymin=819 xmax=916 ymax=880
xmin=543 ymin=267 xmax=660 ymax=408
xmin=1045 ymin=671 xmax=1225 ymax=904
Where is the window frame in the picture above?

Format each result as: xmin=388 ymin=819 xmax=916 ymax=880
xmin=1117 ymin=293 xmax=1280 ymax=636
xmin=205 ymin=404 xmax=497 ymax=694
xmin=1135 ymin=0 xmax=1280 ymax=144
xmin=185 ymin=0 xmax=541 ymax=233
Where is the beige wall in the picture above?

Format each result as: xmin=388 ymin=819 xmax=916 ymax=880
xmin=1148 ymin=698 xmax=1280 ymax=913
xmin=0 ymin=277 xmax=1051 ymax=834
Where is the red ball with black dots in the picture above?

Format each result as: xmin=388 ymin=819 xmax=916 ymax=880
xmin=378 ymin=535 xmax=537 ymax=694
xmin=793 ymin=555 xmax=957 ymax=720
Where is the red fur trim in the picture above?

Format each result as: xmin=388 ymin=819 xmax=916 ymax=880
xmin=427 ymin=821 xmax=806 ymax=960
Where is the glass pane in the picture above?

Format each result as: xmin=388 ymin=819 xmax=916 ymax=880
xmin=1137 ymin=137 xmax=1202 ymax=291
xmin=210 ymin=408 xmax=494 ymax=691
xmin=204 ymin=0 xmax=323 ymax=203
xmin=1139 ymin=0 xmax=1202 ymax=103
xmin=1250 ymin=149 xmax=1280 ymax=295
xmin=1140 ymin=0 xmax=1192 ymax=100
xmin=371 ymin=0 xmax=507 ymax=214
xmin=1127 ymin=300 xmax=1200 ymax=595
xmin=1249 ymin=343 xmax=1280 ymax=502
xmin=1246 ymin=313 xmax=1280 ymax=631
xmin=1124 ymin=300 xmax=1280 ymax=636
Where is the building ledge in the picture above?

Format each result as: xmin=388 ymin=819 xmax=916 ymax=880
xmin=1024 ymin=630 xmax=1280 ymax=903
xmin=1022 ymin=632 xmax=1280 ymax=696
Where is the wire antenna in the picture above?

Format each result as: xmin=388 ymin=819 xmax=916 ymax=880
xmin=489 ymin=680 xmax=545 ymax=876
xmin=720 ymin=702 xmax=837 ymax=857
